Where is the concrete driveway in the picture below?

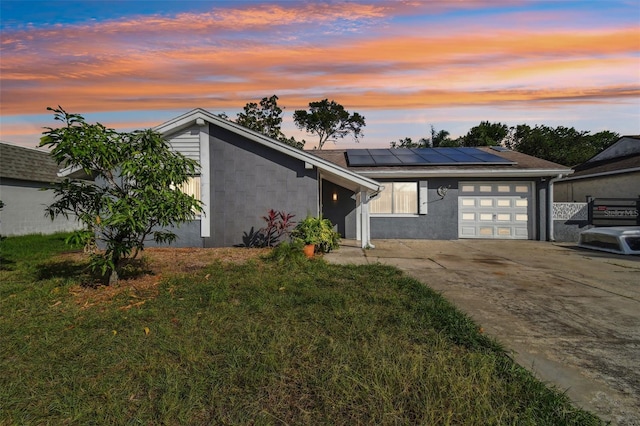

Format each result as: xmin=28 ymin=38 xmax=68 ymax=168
xmin=325 ymin=239 xmax=640 ymax=425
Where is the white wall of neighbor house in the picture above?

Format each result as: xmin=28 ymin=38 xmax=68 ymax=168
xmin=555 ymin=173 xmax=640 ymax=202
xmin=0 ymin=179 xmax=81 ymax=236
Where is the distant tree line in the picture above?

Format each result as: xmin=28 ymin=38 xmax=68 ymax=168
xmin=223 ymin=95 xmax=619 ymax=166
xmin=390 ymin=121 xmax=619 ymax=166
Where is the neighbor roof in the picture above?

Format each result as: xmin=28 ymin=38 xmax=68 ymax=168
xmin=0 ymin=142 xmax=61 ymax=183
xmin=312 ymin=147 xmax=572 ymax=178
xmin=560 ymin=136 xmax=640 ymax=181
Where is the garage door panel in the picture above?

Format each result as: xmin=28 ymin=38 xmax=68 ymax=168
xmin=460 ymin=226 xmax=477 ymax=237
xmin=458 ymin=182 xmax=531 ymax=240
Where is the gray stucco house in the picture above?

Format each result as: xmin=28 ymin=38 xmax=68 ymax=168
xmin=145 ymin=109 xmax=573 ymax=247
xmin=0 ymin=142 xmax=81 ymax=236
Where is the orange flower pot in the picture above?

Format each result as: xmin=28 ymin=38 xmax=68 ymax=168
xmin=303 ymin=244 xmax=315 ymax=258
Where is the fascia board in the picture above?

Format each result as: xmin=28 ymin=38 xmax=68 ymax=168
xmin=155 ymin=108 xmax=382 ymax=193
xmin=557 ymin=167 xmax=640 ymax=182
xmin=58 ymin=164 xmax=79 ymax=177
xmin=358 ymin=168 xmax=574 ymax=179
xmin=57 ymin=164 xmax=94 ymax=180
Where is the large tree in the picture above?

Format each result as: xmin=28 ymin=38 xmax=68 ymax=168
xmin=508 ymin=125 xmax=619 ymax=166
xmin=40 ymin=107 xmax=203 ymax=285
xmin=293 ymin=99 xmax=365 ymax=150
xmin=235 ymin=95 xmax=305 ymax=149
xmin=431 ymin=127 xmax=453 ymax=147
xmin=462 ymin=121 xmax=509 ymax=146
xmin=236 ymin=95 xmax=284 ymax=139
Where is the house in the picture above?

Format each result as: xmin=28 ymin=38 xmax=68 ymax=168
xmin=552 ymin=136 xmax=640 ymax=240
xmin=554 ymin=136 xmax=640 ymax=203
xmin=0 ymin=142 xmax=81 ymax=236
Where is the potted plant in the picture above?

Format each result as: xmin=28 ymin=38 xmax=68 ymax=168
xmin=291 ymin=216 xmax=340 ymax=258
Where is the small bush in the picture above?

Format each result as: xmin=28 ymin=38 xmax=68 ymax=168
xmin=263 ymin=240 xmax=307 ymax=264
xmin=291 ymin=216 xmax=340 ymax=253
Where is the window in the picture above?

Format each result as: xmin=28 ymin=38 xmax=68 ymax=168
xmin=370 ymin=182 xmax=418 ymax=214
xmin=174 ymin=176 xmax=201 ymax=214
xmin=175 ymin=176 xmax=201 ymax=200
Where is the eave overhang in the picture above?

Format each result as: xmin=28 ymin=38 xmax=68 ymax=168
xmin=356 ymin=168 xmax=573 ymax=179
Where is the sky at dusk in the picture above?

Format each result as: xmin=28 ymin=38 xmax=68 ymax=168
xmin=1 ymin=0 xmax=639 ymax=150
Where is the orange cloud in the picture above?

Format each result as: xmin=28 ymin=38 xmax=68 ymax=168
xmin=1 ymin=1 xmax=638 ymax=117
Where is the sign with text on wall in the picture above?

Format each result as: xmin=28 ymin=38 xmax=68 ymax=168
xmin=591 ymin=198 xmax=640 ymax=226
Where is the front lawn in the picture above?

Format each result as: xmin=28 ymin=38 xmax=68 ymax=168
xmin=0 ymin=234 xmax=601 ymax=424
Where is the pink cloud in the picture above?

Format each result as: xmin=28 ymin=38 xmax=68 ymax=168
xmin=1 ymin=2 xmax=638 ymax=116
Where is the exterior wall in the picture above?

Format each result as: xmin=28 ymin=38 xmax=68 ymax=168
xmin=371 ymin=178 xmax=458 ymax=239
xmin=555 ymin=172 xmax=640 ymax=202
xmin=370 ymin=177 xmax=545 ymax=240
xmin=321 ymin=180 xmax=356 ymax=239
xmin=553 ymin=202 xmax=591 ymax=242
xmin=145 ymin=221 xmax=204 ymax=248
xmin=0 ymin=178 xmax=81 ymax=236
xmin=203 ymin=125 xmax=318 ymax=247
xmin=166 ymin=124 xmax=201 ymax=162
xmin=536 ymin=179 xmax=548 ymax=241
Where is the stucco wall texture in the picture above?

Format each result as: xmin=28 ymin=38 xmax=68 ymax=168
xmin=0 ymin=179 xmax=81 ymax=236
xmin=202 ymin=126 xmax=318 ymax=247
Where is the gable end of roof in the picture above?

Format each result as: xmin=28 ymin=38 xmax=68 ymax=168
xmin=154 ymin=109 xmax=382 ymax=193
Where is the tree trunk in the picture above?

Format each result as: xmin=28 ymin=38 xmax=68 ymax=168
xmin=108 ymin=268 xmax=119 ymax=286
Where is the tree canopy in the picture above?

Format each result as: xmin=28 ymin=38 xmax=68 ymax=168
xmin=389 ymin=120 xmax=619 ymax=166
xmin=293 ymin=99 xmax=365 ymax=150
xmin=389 ymin=126 xmax=454 ymax=149
xmin=390 ymin=137 xmax=427 ymax=149
xmin=234 ymin=95 xmax=305 ymax=149
xmin=40 ymin=107 xmax=203 ymax=285
xmin=506 ymin=125 xmax=619 ymax=166
xmin=461 ymin=121 xmax=509 ymax=147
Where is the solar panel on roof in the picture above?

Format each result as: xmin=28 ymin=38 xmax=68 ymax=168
xmin=346 ymin=154 xmax=374 ymax=166
xmin=416 ymin=153 xmax=451 ymax=163
xmin=345 ymin=148 xmax=515 ymax=166
xmin=371 ymin=155 xmax=403 ymax=165
xmin=390 ymin=153 xmax=425 ymax=164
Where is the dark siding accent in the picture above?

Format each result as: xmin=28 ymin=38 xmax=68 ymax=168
xmin=321 ymin=180 xmax=356 ymax=238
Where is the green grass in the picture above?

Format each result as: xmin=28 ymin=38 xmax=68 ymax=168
xmin=0 ymin=234 xmax=603 ymax=425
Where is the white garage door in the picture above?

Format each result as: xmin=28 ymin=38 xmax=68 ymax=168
xmin=458 ymin=182 xmax=531 ymax=239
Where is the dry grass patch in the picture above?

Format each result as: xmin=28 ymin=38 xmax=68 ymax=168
xmin=55 ymin=247 xmax=270 ymax=309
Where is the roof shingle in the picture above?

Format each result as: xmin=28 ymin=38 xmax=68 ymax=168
xmin=0 ymin=142 xmax=61 ymax=183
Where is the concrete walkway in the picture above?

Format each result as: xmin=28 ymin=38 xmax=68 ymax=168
xmin=324 ymin=239 xmax=640 ymax=425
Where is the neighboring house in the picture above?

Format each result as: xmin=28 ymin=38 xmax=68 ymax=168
xmin=0 ymin=142 xmax=81 ymax=236
xmin=552 ymin=136 xmax=639 ymax=241
xmin=53 ymin=108 xmax=574 ymax=247
xmin=554 ymin=135 xmax=640 ymax=202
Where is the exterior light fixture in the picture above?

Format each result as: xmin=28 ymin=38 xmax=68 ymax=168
xmin=332 ymin=192 xmax=338 ymax=201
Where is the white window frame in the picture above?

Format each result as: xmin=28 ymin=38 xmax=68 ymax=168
xmin=370 ymin=181 xmax=419 ymax=216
